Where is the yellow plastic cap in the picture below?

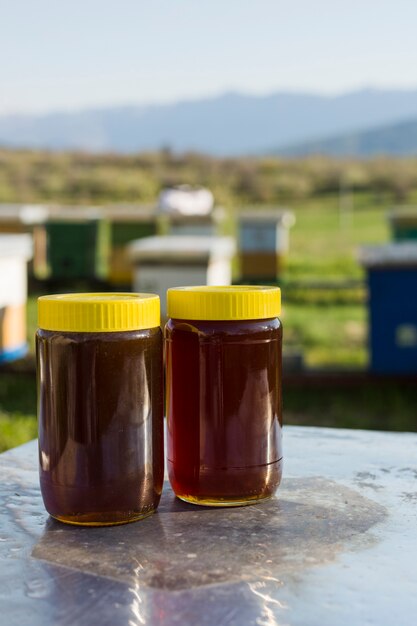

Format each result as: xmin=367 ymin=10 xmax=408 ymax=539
xmin=38 ymin=293 xmax=160 ymax=332
xmin=167 ymin=286 xmax=281 ymax=321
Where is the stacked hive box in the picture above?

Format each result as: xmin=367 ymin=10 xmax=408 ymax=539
xmin=102 ymin=206 xmax=158 ymax=285
xmin=0 ymin=234 xmax=32 ymax=362
xmin=128 ymin=236 xmax=235 ymax=318
xmin=44 ymin=208 xmax=110 ymax=281
xmin=166 ymin=208 xmax=225 ymax=237
xmin=239 ymin=209 xmax=295 ymax=281
xmin=159 ymin=185 xmax=216 ymax=235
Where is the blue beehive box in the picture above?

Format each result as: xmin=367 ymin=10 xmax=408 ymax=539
xmin=360 ymin=244 xmax=417 ymax=374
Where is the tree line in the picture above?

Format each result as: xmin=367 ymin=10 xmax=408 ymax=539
xmin=0 ymin=148 xmax=416 ymax=206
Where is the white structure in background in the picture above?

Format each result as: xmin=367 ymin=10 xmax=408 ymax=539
xmin=166 ymin=207 xmax=225 ymax=237
xmin=0 ymin=204 xmax=49 ymax=276
xmin=128 ymin=236 xmax=235 ymax=318
xmin=239 ymin=209 xmax=296 ymax=280
xmin=0 ymin=234 xmax=32 ymax=362
xmin=158 ymin=186 xmax=223 ymax=236
xmin=0 ymin=204 xmax=49 ymax=226
xmin=158 ymin=185 xmax=214 ymax=216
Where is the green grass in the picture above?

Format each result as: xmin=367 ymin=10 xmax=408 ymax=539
xmin=286 ymin=193 xmax=389 ymax=281
xmin=27 ymin=293 xmax=38 ymax=353
xmin=0 ymin=413 xmax=37 ymax=453
xmin=276 ymin=191 xmax=389 ymax=367
xmin=282 ymin=301 xmax=367 ymax=367
xmin=0 ymin=374 xmax=37 ymax=452
xmin=285 ymin=383 xmax=417 ymax=432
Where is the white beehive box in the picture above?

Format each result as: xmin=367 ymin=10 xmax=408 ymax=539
xmin=0 ymin=234 xmax=32 ymax=362
xmin=128 ymin=236 xmax=236 ymax=318
xmin=0 ymin=204 xmax=49 ymax=277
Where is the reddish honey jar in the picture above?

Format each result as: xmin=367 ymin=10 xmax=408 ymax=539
xmin=165 ymin=286 xmax=283 ymax=506
xmin=36 ymin=293 xmax=164 ymax=526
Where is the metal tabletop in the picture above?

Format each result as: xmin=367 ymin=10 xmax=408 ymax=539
xmin=1 ymin=426 xmax=416 ymax=626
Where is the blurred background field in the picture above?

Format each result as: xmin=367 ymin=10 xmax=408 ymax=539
xmin=4 ymin=148 xmax=400 ymax=368
xmin=0 ymin=150 xmax=416 ymax=451
xmin=2 ymin=1 xmax=417 ymax=451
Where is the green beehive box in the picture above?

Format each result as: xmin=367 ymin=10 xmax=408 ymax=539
xmin=45 ymin=208 xmax=110 ymax=281
xmin=388 ymin=207 xmax=417 ymax=242
xmin=103 ymin=206 xmax=158 ymax=285
xmin=111 ymin=220 xmax=156 ymax=246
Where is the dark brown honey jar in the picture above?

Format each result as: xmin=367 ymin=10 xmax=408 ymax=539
xmin=165 ymin=286 xmax=283 ymax=506
xmin=36 ymin=293 xmax=163 ymax=526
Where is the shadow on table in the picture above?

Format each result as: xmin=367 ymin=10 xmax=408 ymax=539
xmin=31 ymin=477 xmax=386 ymax=592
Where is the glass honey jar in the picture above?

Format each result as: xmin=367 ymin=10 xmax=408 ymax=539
xmin=165 ymin=286 xmax=283 ymax=506
xmin=37 ymin=293 xmax=164 ymax=526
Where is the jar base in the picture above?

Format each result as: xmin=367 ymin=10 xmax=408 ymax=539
xmin=50 ymin=509 xmax=155 ymax=527
xmin=176 ymin=493 xmax=274 ymax=508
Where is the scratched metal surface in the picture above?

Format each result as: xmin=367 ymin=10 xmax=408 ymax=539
xmin=1 ymin=426 xmax=417 ymax=626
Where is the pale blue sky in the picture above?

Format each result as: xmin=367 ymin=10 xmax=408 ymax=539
xmin=1 ymin=0 xmax=417 ymax=114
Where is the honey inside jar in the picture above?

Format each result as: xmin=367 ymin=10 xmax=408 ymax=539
xmin=165 ymin=286 xmax=283 ymax=506
xmin=37 ymin=293 xmax=164 ymax=526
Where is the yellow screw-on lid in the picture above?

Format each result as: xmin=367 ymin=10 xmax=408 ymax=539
xmin=38 ymin=293 xmax=160 ymax=332
xmin=167 ymin=286 xmax=281 ymax=321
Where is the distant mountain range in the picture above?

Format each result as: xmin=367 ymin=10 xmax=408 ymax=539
xmin=1 ymin=88 xmax=417 ymax=156
xmin=277 ymin=117 xmax=417 ymax=156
